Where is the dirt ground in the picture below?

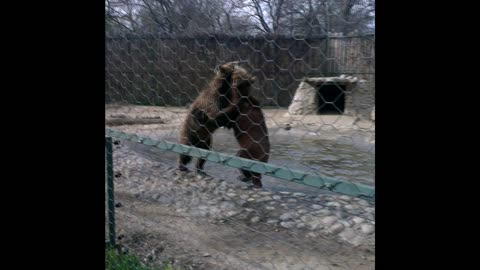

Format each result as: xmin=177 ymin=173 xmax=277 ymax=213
xmin=106 ymin=104 xmax=375 ymax=144
xmin=114 ymin=191 xmax=374 ymax=270
xmin=106 ymin=104 xmax=375 ymax=129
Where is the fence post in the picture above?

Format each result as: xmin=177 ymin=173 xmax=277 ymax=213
xmin=105 ymin=137 xmax=116 ymax=247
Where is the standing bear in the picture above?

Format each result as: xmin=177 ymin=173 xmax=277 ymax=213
xmin=177 ymin=62 xmax=256 ymax=173
xmin=226 ymin=91 xmax=270 ymax=188
xmin=177 ymin=62 xmax=270 ymax=189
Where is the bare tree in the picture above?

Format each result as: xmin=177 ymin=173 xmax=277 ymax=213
xmin=322 ymin=0 xmax=375 ymax=35
xmin=243 ymin=0 xmax=289 ymax=34
xmin=105 ymin=0 xmax=375 ymax=36
xmin=106 ymin=0 xmax=137 ymax=34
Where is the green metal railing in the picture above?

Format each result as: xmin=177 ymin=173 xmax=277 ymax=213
xmin=105 ymin=128 xmax=375 ymax=202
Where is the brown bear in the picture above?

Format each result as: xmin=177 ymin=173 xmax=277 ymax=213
xmin=177 ymin=62 xmax=256 ymax=174
xmin=226 ymin=95 xmax=270 ymax=188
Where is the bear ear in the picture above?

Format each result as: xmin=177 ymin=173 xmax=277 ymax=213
xmin=219 ymin=65 xmax=227 ymax=73
xmin=218 ymin=62 xmax=234 ymax=74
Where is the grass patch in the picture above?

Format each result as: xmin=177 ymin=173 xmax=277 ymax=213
xmin=106 ymin=248 xmax=174 ymax=270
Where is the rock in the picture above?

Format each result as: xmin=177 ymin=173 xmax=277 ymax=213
xmin=339 ymin=195 xmax=352 ymax=201
xmin=361 ymin=224 xmax=375 ymax=235
xmin=338 ymin=220 xmax=352 ymax=228
xmin=314 ymin=209 xmax=331 ymax=216
xmin=202 ymin=253 xmax=211 ymax=257
xmin=267 ymin=219 xmax=278 ymax=224
xmin=247 ymin=198 xmax=255 ymax=202
xmin=335 ymin=211 xmax=347 ymax=219
xmin=207 ymin=200 xmax=217 ymax=205
xmin=349 ymin=235 xmax=365 ymax=247
xmin=279 ymin=191 xmax=291 ymax=195
xmin=265 ymin=206 xmax=275 ymax=211
xmin=352 ymin=217 xmax=365 ymax=224
xmin=322 ymin=216 xmax=338 ymax=226
xmin=300 ymin=215 xmax=313 ymax=223
xmin=240 ymin=194 xmax=249 ymax=200
xmin=226 ymin=193 xmax=237 ymax=198
xmin=250 ymin=216 xmax=261 ymax=223
xmin=344 ymin=204 xmax=358 ymax=210
xmin=297 ymin=209 xmax=308 ymax=215
xmin=224 ymin=210 xmax=239 ymax=218
xmin=219 ymin=202 xmax=235 ymax=210
xmin=257 ymin=196 xmax=272 ymax=202
xmin=329 ymin=223 xmax=345 ymax=235
xmin=193 ymin=209 xmax=208 ymax=217
xmin=358 ymin=200 xmax=370 ymax=207
xmin=326 ymin=202 xmax=341 ymax=208
xmin=293 ymin=192 xmax=306 ymax=197
xmin=279 ymin=212 xmax=298 ymax=221
xmin=339 ymin=228 xmax=356 ymax=240
xmin=296 ymin=223 xmax=306 ymax=229
xmin=311 ymin=204 xmax=323 ymax=210
xmin=272 ymin=195 xmax=282 ymax=200
xmin=280 ymin=221 xmax=296 ymax=229
xmin=307 ymin=218 xmax=323 ymax=230
xmin=259 ymin=191 xmax=273 ymax=196
xmin=287 ymin=199 xmax=297 ymax=203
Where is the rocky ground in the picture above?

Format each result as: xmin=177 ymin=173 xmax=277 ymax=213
xmin=110 ymin=140 xmax=375 ymax=270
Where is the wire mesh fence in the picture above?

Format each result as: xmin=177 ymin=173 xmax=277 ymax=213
xmin=106 ymin=1 xmax=375 ymax=269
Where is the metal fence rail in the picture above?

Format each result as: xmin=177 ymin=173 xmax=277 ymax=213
xmin=106 ymin=129 xmax=375 ymax=201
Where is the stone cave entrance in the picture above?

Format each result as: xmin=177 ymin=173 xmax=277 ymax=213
xmin=317 ymin=84 xmax=346 ymax=114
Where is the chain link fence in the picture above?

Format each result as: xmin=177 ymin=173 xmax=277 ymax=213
xmin=106 ymin=1 xmax=375 ymax=269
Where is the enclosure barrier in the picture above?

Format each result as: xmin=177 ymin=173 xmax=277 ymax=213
xmin=106 ymin=129 xmax=375 ymax=201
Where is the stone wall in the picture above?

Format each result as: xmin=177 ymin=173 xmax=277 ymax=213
xmin=346 ymin=80 xmax=375 ymax=120
xmin=288 ymin=76 xmax=374 ymax=120
xmin=287 ymin=81 xmax=319 ymax=115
